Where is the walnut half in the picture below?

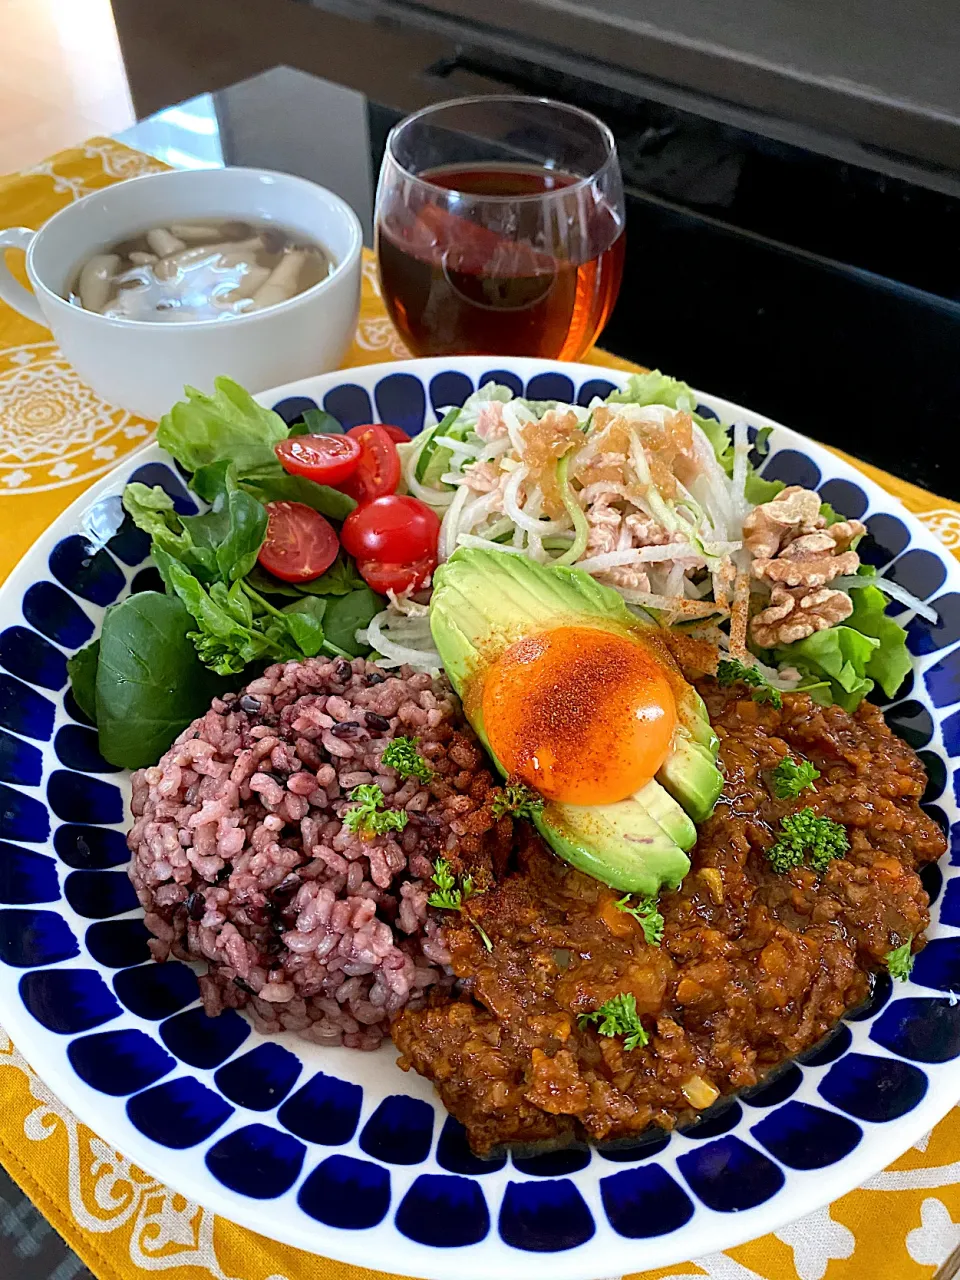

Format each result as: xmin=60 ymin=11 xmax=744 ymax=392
xmin=751 ymin=584 xmax=854 ymax=647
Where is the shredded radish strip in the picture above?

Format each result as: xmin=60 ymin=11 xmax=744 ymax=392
xmin=360 ymin=611 xmax=441 ymax=671
xmin=553 ymin=453 xmax=590 ymax=566
xmin=831 ymin=574 xmax=939 ymax=623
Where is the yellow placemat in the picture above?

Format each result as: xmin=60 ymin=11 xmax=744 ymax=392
xmin=2 ymin=138 xmax=960 ymax=1280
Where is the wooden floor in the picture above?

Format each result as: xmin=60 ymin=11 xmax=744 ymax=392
xmin=0 ymin=0 xmax=134 ymax=174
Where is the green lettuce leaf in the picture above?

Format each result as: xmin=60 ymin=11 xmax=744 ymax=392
xmin=157 ymin=377 xmax=288 ymax=472
xmin=847 ymin=583 xmax=912 ymax=698
xmin=775 ymin=583 xmax=911 ymax=710
xmin=606 ymin=370 xmax=697 ymax=411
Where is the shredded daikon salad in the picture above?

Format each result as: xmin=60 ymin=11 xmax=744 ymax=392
xmin=358 ymin=371 xmax=934 ymax=702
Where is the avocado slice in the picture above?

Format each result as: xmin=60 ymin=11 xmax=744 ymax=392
xmin=430 ymin=548 xmax=724 ymax=895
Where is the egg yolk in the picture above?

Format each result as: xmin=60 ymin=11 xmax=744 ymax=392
xmin=481 ymin=626 xmax=677 ymax=806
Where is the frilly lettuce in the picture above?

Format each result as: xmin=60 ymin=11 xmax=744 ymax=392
xmin=775 ymin=583 xmax=911 ymax=711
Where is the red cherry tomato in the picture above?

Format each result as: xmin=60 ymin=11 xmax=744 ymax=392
xmin=275 ymin=433 xmax=361 ymax=486
xmin=341 ymin=494 xmax=441 ymax=563
xmin=357 ymin=555 xmax=436 ymax=595
xmin=338 ymin=424 xmax=401 ymax=502
xmin=380 ymin=424 xmax=410 ymax=443
xmin=257 ymin=501 xmax=340 ymax=583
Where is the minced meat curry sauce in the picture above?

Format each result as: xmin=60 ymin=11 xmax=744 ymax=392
xmin=392 ymin=682 xmax=946 ymax=1154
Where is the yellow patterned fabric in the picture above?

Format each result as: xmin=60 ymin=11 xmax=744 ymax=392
xmin=1 ymin=139 xmax=959 ymax=1280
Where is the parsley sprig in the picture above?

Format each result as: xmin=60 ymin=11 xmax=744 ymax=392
xmin=886 ymin=937 xmax=915 ymax=981
xmin=615 ymin=895 xmax=665 ymax=946
xmin=767 ymin=808 xmax=848 ymax=874
xmin=492 ymin=781 xmax=544 ymax=821
xmin=772 ymin=756 xmax=820 ymax=799
xmin=342 ymin=784 xmax=408 ymax=838
xmin=381 ymin=736 xmax=432 ymax=783
xmin=717 ymin=658 xmax=783 ymax=710
xmin=578 ymin=992 xmax=649 ymax=1051
xmin=427 ymin=858 xmax=492 ymax=951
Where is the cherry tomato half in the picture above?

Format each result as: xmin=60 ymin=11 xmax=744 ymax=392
xmin=338 ymin=424 xmax=401 ymax=502
xmin=380 ymin=424 xmax=410 ymax=443
xmin=275 ymin=433 xmax=361 ymax=486
xmin=257 ymin=501 xmax=340 ymax=583
xmin=341 ymin=494 xmax=441 ymax=563
xmin=357 ymin=555 xmax=436 ymax=595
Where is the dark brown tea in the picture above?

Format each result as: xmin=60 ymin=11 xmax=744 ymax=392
xmin=377 ymin=163 xmax=625 ymax=359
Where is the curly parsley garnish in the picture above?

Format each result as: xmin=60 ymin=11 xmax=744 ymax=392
xmin=767 ymin=808 xmax=848 ymax=874
xmin=381 ymin=736 xmax=432 ymax=783
xmin=342 ymin=784 xmax=408 ymax=838
xmin=772 ymin=756 xmax=821 ymax=799
xmin=427 ymin=858 xmax=492 ymax=951
xmin=492 ymin=781 xmax=544 ymax=821
xmin=716 ymin=658 xmax=783 ymax=710
xmin=886 ymin=937 xmax=915 ymax=982
xmin=578 ymin=992 xmax=649 ymax=1051
xmin=615 ymin=895 xmax=664 ymax=946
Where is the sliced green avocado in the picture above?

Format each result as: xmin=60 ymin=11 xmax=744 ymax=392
xmin=430 ymin=548 xmax=724 ymax=895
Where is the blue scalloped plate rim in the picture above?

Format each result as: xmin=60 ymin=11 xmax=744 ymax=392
xmin=0 ymin=355 xmax=957 ymax=1280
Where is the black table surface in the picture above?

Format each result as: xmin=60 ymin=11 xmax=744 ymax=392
xmin=118 ymin=62 xmax=959 ymax=500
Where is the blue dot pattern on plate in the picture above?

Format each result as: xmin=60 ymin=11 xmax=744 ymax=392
xmin=818 ymin=1052 xmax=928 ymax=1121
xmin=127 ymin=1077 xmax=233 ymax=1149
xmin=600 ymin=1165 xmax=693 ymax=1238
xmin=375 ymin=372 xmax=426 ymax=436
xmin=85 ymin=919 xmax=152 ymax=969
xmin=0 ymin=783 xmax=50 ymax=843
xmin=0 ymin=675 xmax=55 ymax=741
xmin=65 ymin=870 xmax=139 ymax=919
xmin=818 ymin=478 xmax=868 ymax=519
xmin=1 ymin=731 xmax=42 ymax=787
xmin=54 ymin=823 xmax=129 ymax=869
xmin=0 ymin=626 xmax=67 ymax=689
xmin=750 ymin=1101 xmax=862 ymax=1169
xmin=870 ymin=997 xmax=960 ymax=1062
xmin=68 ymin=1028 xmax=176 ymax=1096
xmin=395 ymin=1174 xmax=490 ymax=1246
xmin=206 ymin=1124 xmax=305 ymax=1199
xmin=49 ymin=536 xmax=125 ymax=606
xmin=499 ymin=1179 xmax=595 ymax=1252
xmin=0 ymin=365 xmax=958 ymax=1260
xmin=297 ymin=1155 xmax=391 ymax=1229
xmin=22 ymin=581 xmax=93 ymax=649
xmin=54 ymin=724 xmax=119 ymax=774
xmin=676 ymin=1137 xmax=784 ymax=1212
xmin=0 ymin=908 xmax=78 ymax=967
xmin=20 ymin=968 xmax=120 ymax=1034
xmin=0 ymin=843 xmax=59 ymax=904
xmin=435 ymin=1116 xmax=507 ymax=1175
xmin=47 ymin=771 xmax=124 ymax=824
xmin=215 ymin=1042 xmax=303 ymax=1111
xmin=160 ymin=1005 xmax=250 ymax=1068
xmin=277 ymin=1070 xmax=363 ymax=1146
xmin=359 ymin=1095 xmax=434 ymax=1165
xmin=113 ymin=961 xmax=199 ymax=1020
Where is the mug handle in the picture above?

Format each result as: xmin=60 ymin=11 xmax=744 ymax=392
xmin=0 ymin=227 xmax=45 ymax=326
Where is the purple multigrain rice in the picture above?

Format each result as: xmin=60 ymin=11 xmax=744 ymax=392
xmin=126 ymin=655 xmax=489 ymax=1051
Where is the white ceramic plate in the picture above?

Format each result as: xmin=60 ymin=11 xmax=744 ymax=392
xmin=0 ymin=356 xmax=957 ymax=1280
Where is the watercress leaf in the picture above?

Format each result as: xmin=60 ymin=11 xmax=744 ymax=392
xmin=67 ymin=640 xmax=100 ymax=723
xmin=94 ymin=592 xmax=226 ymax=768
xmin=322 ymin=585 xmax=384 ymax=656
xmin=243 ymin=564 xmax=305 ymax=598
xmin=240 ymin=469 xmax=356 ymax=520
xmin=157 ymin=377 xmax=289 ymax=473
xmin=280 ymin=597 xmax=328 ymax=655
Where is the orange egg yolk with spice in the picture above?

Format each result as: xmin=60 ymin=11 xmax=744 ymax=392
xmin=481 ymin=625 xmax=678 ymax=806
